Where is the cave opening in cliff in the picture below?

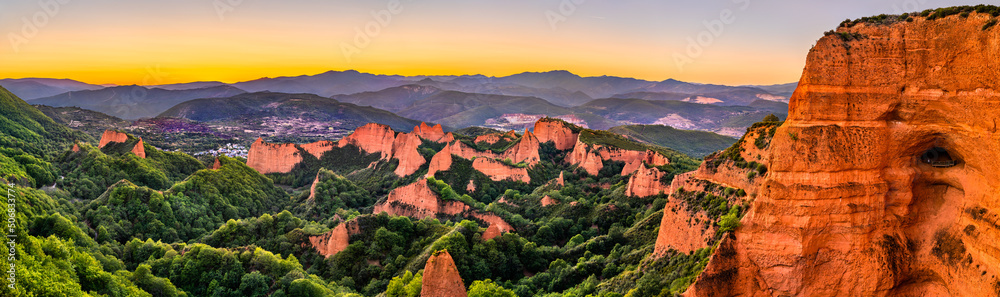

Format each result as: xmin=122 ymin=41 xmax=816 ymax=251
xmin=921 ymin=147 xmax=956 ymax=168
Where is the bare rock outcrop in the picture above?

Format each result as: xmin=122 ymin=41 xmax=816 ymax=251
xmin=567 ymin=139 xmax=605 ymax=176
xmin=482 ymin=224 xmax=504 ymax=241
xmin=308 ymin=220 xmax=362 ymax=258
xmin=533 ymin=119 xmax=579 ymax=150
xmin=131 ymin=138 xmax=146 ymax=158
xmin=98 ymin=130 xmax=128 ymax=147
xmin=540 ymin=195 xmax=558 ymax=207
xmin=309 ymin=223 xmax=349 ymax=258
xmin=71 ymin=143 xmax=80 ymax=152
xmin=390 ymin=132 xmax=426 ymax=176
xmin=426 ymin=144 xmax=454 ymax=178
xmin=689 ymin=13 xmax=1000 ymax=297
xmin=654 ymin=199 xmax=715 ymax=255
xmin=246 ymin=123 xmax=426 ymax=176
xmin=624 ymin=166 xmax=669 ymax=197
xmin=246 ymin=138 xmax=306 ymax=174
xmin=471 ymin=158 xmax=530 ymax=183
xmin=212 ymin=158 xmax=221 ymax=170
xmin=374 ymin=179 xmax=514 ymax=234
xmin=422 ymin=250 xmax=467 ymax=297
xmin=98 ymin=130 xmax=146 ymax=158
xmin=413 ymin=122 xmax=448 ymax=143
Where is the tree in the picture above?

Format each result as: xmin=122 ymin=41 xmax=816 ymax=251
xmin=762 ymin=114 xmax=780 ymax=122
xmin=468 ymin=279 xmax=516 ymax=297
xmin=239 ymin=272 xmax=272 ymax=297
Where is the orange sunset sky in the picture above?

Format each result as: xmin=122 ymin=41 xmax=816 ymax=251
xmin=0 ymin=0 xmax=987 ymax=85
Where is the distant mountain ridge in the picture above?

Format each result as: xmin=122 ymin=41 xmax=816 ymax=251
xmin=29 ymin=85 xmax=247 ymax=119
xmin=0 ymin=78 xmax=104 ymax=100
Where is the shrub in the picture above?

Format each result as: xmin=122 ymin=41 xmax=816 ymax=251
xmin=984 ymin=19 xmax=998 ymax=30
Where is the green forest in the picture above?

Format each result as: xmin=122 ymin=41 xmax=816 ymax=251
xmin=0 ymin=85 xmax=756 ymax=297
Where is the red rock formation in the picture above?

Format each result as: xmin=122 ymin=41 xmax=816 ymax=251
xmin=654 ymin=199 xmax=715 ymax=255
xmin=413 ymin=122 xmax=447 ymax=142
xmin=567 ymin=139 xmax=604 ymax=176
xmin=624 ymin=166 xmax=668 ymax=197
xmin=471 ymin=158 xmax=530 ymax=183
xmin=309 ymin=223 xmax=349 ymax=258
xmin=540 ymin=195 xmax=558 ymax=206
xmin=474 ymin=133 xmax=502 ymax=145
xmin=374 ymin=180 xmax=514 ymax=234
xmin=131 ymin=138 xmax=146 ymax=159
xmin=440 ymin=132 xmax=455 ymax=143
xmin=533 ymin=119 xmax=579 ymax=150
xmin=71 ymin=144 xmax=80 ymax=152
xmin=505 ymin=131 xmax=541 ymax=166
xmin=337 ymin=123 xmax=396 ymax=158
xmin=98 ymin=130 xmax=128 ymax=148
xmin=482 ymin=224 xmax=504 ymax=241
xmin=308 ymin=220 xmax=362 ymax=258
xmin=466 ymin=179 xmax=476 ymax=192
xmin=390 ymin=132 xmax=426 ymax=177
xmin=212 ymin=158 xmax=221 ymax=170
xmin=556 ymin=171 xmax=565 ymax=186
xmin=298 ymin=140 xmax=336 ymax=158
xmin=422 ymin=250 xmax=467 ymax=297
xmin=246 ymin=123 xmax=426 ymax=177
xmin=689 ymin=14 xmax=1000 ymax=297
xmin=426 ymin=144 xmax=453 ymax=178
xmin=246 ymin=138 xmax=304 ymax=174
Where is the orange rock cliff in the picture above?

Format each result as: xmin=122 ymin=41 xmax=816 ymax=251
xmin=245 ymin=123 xmax=426 ymax=176
xmin=422 ymin=250 xmax=468 ymax=297
xmin=688 ymin=12 xmax=1000 ymax=297
xmin=373 ymin=179 xmax=513 ymax=239
xmin=98 ymin=130 xmax=146 ymax=159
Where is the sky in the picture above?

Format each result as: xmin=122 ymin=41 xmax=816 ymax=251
xmin=0 ymin=0 xmax=989 ymax=85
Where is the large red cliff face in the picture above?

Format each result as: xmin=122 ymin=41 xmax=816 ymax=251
xmin=422 ymin=250 xmax=468 ymax=297
xmin=246 ymin=123 xmax=426 ymax=176
xmin=689 ymin=14 xmax=1000 ymax=297
xmin=655 ymin=199 xmax=716 ymax=255
xmin=534 ymin=119 xmax=579 ymax=150
xmin=624 ymin=166 xmax=668 ymax=197
xmin=569 ymin=139 xmax=666 ymax=176
xmin=246 ymin=138 xmax=307 ymax=174
xmin=337 ymin=123 xmax=396 ymax=158
xmin=390 ymin=132 xmax=426 ymax=177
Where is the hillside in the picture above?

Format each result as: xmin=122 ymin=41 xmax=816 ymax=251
xmin=609 ymin=125 xmax=738 ymax=157
xmin=0 ymin=78 xmax=103 ymax=99
xmin=30 ymin=85 xmax=247 ymax=119
xmin=159 ymin=91 xmax=427 ymax=133
xmin=396 ymin=90 xmax=618 ymax=129
xmin=35 ymin=105 xmax=131 ymax=140
xmin=575 ymin=98 xmax=788 ymax=136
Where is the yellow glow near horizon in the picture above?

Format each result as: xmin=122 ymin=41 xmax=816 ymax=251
xmin=0 ymin=1 xmax=811 ymax=86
